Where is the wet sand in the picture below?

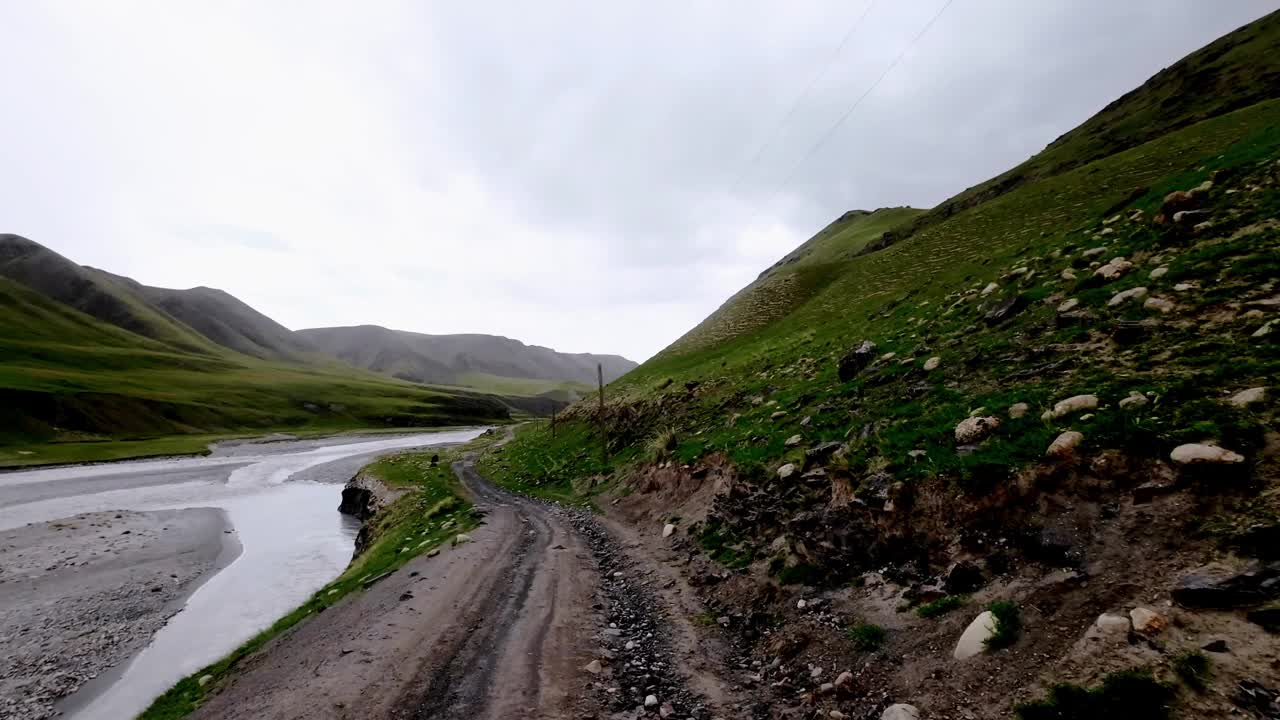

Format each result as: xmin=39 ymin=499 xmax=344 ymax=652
xmin=0 ymin=508 xmax=239 ymax=720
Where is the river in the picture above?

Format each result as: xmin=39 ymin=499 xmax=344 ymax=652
xmin=0 ymin=428 xmax=485 ymax=719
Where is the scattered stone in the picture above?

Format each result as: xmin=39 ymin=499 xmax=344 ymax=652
xmin=1174 ymin=282 xmax=1196 ymax=292
xmin=583 ymin=659 xmax=603 ymax=675
xmin=1173 ymin=562 xmax=1280 ymax=608
xmin=834 ymin=670 xmax=854 ymax=689
xmin=955 ymin=416 xmax=1000 ymax=444
xmin=1202 ymin=639 xmax=1230 ymax=653
xmin=807 ymin=441 xmax=844 ymax=461
xmin=1130 ymin=607 xmax=1167 ymax=634
xmin=954 ymin=611 xmax=997 ymax=660
xmin=837 ymin=340 xmax=877 ymax=382
xmin=1118 ymin=391 xmax=1149 ymax=410
xmin=645 ymin=694 xmax=659 ymax=708
xmin=1082 ymin=246 xmax=1108 ymax=258
xmin=1170 ymin=443 xmax=1245 ymax=465
xmin=659 ymin=702 xmax=675 ymax=718
xmin=1046 ymin=431 xmax=1084 ymax=459
xmin=881 ymin=351 xmax=898 ymax=361
xmin=1160 ymin=190 xmax=1197 ymax=216
xmin=1057 ymin=298 xmax=1079 ymax=313
xmin=984 ymin=294 xmax=1027 ymax=325
xmin=1230 ymin=387 xmax=1268 ymax=407
xmin=944 ymin=561 xmax=986 ymax=594
xmin=1149 ymin=266 xmax=1169 ymax=279
xmin=1008 ymin=402 xmax=1030 ymax=419
xmin=777 ymin=463 xmax=798 ymax=480
xmin=452 ymin=533 xmax=472 ymax=545
xmin=981 ymin=282 xmax=999 ymax=295
xmin=1173 ymin=209 xmax=1210 ymax=225
xmin=198 ymin=674 xmax=214 ymax=687
xmin=923 ymin=356 xmax=941 ymax=371
xmin=1143 ymin=296 xmax=1175 ymax=313
xmin=1095 ymin=257 xmax=1134 ymax=281
xmin=1042 ymin=394 xmax=1098 ymax=421
xmin=1060 ymin=268 xmax=1077 ymax=281
xmin=1246 ymin=604 xmax=1280 ymax=633
xmin=1255 ymin=320 xmax=1276 ymax=338
xmin=427 ymin=548 xmax=441 ymax=558
xmin=819 ymin=682 xmax=835 ymax=694
xmin=771 ymin=411 xmax=788 ymax=420
xmin=785 ymin=434 xmax=802 ymax=447
xmin=1093 ymin=613 xmax=1131 ymax=635
xmin=662 ymin=523 xmax=675 ymax=539
xmin=881 ymin=704 xmax=920 ymax=720
xmin=1108 ymin=286 xmax=1148 ymax=306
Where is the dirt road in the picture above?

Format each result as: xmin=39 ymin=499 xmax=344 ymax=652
xmin=192 ymin=461 xmax=606 ymax=720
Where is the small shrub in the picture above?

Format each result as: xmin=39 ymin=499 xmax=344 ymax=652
xmin=916 ymin=595 xmax=966 ymax=618
xmin=646 ymin=427 xmax=679 ymax=462
xmin=986 ymin=600 xmax=1022 ymax=651
xmin=847 ymin=622 xmax=887 ymax=651
xmin=1173 ymin=650 xmax=1212 ymax=691
xmin=1016 ymin=669 xmax=1174 ymax=720
xmin=774 ymin=561 xmax=823 ymax=586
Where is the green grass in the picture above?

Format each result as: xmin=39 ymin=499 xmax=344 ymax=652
xmin=455 ymin=371 xmax=593 ymax=400
xmin=1172 ymin=650 xmax=1212 ymax=691
xmin=474 ymin=421 xmax=625 ymax=505
xmin=846 ymin=622 xmax=887 ymax=651
xmin=1015 ymin=669 xmax=1175 ymax=720
xmin=986 ymin=601 xmax=1022 ymax=651
xmin=138 ymin=449 xmax=476 ymax=719
xmin=916 ymin=595 xmax=967 ymax=619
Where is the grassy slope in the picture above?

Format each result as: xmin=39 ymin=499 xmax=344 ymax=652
xmin=0 ymin=277 xmax=510 ymax=467
xmin=456 ymin=371 xmax=594 ymax=400
xmin=139 ymin=449 xmax=478 ymax=720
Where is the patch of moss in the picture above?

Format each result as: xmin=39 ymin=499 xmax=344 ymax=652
xmin=1172 ymin=650 xmax=1212 ymax=691
xmin=986 ymin=600 xmax=1022 ymax=651
xmin=1016 ymin=669 xmax=1175 ymax=720
xmin=847 ymin=622 xmax=887 ymax=651
xmin=916 ymin=594 xmax=966 ymax=619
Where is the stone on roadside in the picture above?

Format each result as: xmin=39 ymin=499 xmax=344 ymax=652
xmin=1046 ymin=431 xmax=1084 ymax=459
xmin=660 ymin=703 xmax=675 ymax=718
xmin=662 ymin=523 xmax=675 ymax=538
xmin=427 ymin=548 xmax=441 ymax=558
xmin=644 ymin=694 xmax=658 ymax=708
xmin=1042 ymin=394 xmax=1098 ymax=421
xmin=834 ymin=670 xmax=854 ymax=689
xmin=923 ymin=356 xmax=941 ymax=371
xmin=1008 ymin=402 xmax=1030 ymax=419
xmin=1170 ymin=443 xmax=1245 ymax=465
xmin=1130 ymin=607 xmax=1167 ymax=635
xmin=882 ymin=704 xmax=920 ymax=720
xmin=583 ymin=659 xmax=603 ymax=675
xmin=778 ymin=463 xmax=798 ymax=480
xmin=1229 ymin=387 xmax=1267 ymax=407
xmin=452 ymin=533 xmax=472 ymax=545
xmin=1095 ymin=257 xmax=1134 ymax=281
xmin=1108 ymin=286 xmax=1148 ymax=306
xmin=1118 ymin=391 xmax=1148 ymax=410
xmin=954 ymin=611 xmax=997 ymax=660
xmin=1092 ymin=613 xmax=1131 ymax=636
xmin=955 ymin=416 xmax=1000 ymax=444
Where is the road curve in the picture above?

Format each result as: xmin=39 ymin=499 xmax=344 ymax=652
xmin=190 ymin=460 xmax=599 ymax=720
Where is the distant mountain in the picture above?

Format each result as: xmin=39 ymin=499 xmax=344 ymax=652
xmin=297 ymin=325 xmax=638 ymax=389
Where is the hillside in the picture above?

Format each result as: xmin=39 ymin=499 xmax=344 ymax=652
xmin=297 ymin=325 xmax=637 ymax=395
xmin=476 ymin=12 xmax=1280 ymax=720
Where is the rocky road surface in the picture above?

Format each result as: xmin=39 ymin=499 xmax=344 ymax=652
xmin=191 ymin=459 xmax=711 ymax=719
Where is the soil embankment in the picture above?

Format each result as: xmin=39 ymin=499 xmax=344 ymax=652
xmin=0 ymin=509 xmax=238 ymax=720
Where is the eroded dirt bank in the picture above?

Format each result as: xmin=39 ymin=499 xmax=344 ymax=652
xmin=0 ymin=509 xmax=237 ymax=720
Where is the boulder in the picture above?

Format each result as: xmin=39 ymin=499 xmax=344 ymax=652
xmin=923 ymin=356 xmax=941 ymax=371
xmin=1042 ymin=394 xmax=1098 ymax=420
xmin=882 ymin=705 xmax=921 ymax=720
xmin=662 ymin=523 xmax=676 ymax=538
xmin=1108 ymin=286 xmax=1148 ymax=306
xmin=1229 ymin=387 xmax=1267 ymax=407
xmin=807 ymin=441 xmax=844 ymax=462
xmin=1172 ymin=562 xmax=1280 ymax=609
xmin=955 ymin=416 xmax=1000 ymax=444
xmin=644 ymin=694 xmax=659 ymax=708
xmin=953 ymin=611 xmax=997 ymax=660
xmin=1169 ymin=443 xmax=1245 ymax=465
xmin=1095 ymin=257 xmax=1134 ymax=280
xmin=984 ymin=294 xmax=1028 ymax=325
xmin=777 ymin=463 xmax=798 ymax=480
xmin=944 ymin=561 xmax=986 ymax=594
xmin=837 ymin=340 xmax=877 ymax=382
xmin=1046 ymin=431 xmax=1084 ymax=459
xmin=1130 ymin=607 xmax=1167 ymax=634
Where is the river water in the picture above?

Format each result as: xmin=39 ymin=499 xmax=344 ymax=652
xmin=0 ymin=429 xmax=485 ymax=719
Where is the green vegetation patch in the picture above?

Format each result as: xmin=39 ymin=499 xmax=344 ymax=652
xmin=846 ymin=622 xmax=887 ymax=651
xmin=1172 ymin=650 xmax=1212 ymax=691
xmin=138 ymin=449 xmax=477 ymax=720
xmin=1015 ymin=669 xmax=1175 ymax=720
xmin=916 ymin=595 xmax=967 ymax=619
xmin=986 ymin=600 xmax=1022 ymax=651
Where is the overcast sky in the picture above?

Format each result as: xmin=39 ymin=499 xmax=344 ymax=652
xmin=1 ymin=2 xmax=1274 ymax=362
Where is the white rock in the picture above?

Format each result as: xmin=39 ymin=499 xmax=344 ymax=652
xmin=1118 ymin=391 xmax=1148 ymax=410
xmin=1008 ymin=402 xmax=1030 ymax=419
xmin=1042 ymin=394 xmax=1098 ymax=420
xmin=198 ymin=674 xmax=214 ymax=687
xmin=1046 ymin=431 xmax=1084 ymax=458
xmin=797 ymin=598 xmax=807 ymax=609
xmin=778 ymin=463 xmax=798 ymax=480
xmin=819 ymin=682 xmax=835 ymax=694
xmin=1173 ymin=282 xmax=1196 ymax=292
xmin=1144 ymin=297 xmax=1175 ymax=313
xmin=1057 ymin=298 xmax=1080 ymax=313
xmin=453 ymin=533 xmax=472 ymax=545
xmin=1170 ymin=443 xmax=1245 ymax=465
xmin=1130 ymin=607 xmax=1167 ymax=635
xmin=834 ymin=670 xmax=854 ymax=688
xmin=644 ymin=694 xmax=659 ymax=708
xmin=583 ymin=659 xmax=603 ymax=675
xmin=1095 ymin=257 xmax=1134 ymax=280
xmin=981 ymin=282 xmax=999 ymax=295
xmin=882 ymin=704 xmax=921 ymax=720
xmin=1229 ymin=387 xmax=1267 ymax=407
xmin=1093 ymin=613 xmax=1131 ymax=635
xmin=1082 ymin=246 xmax=1107 ymax=258
xmin=1254 ymin=320 xmax=1275 ymax=338
xmin=1108 ymin=286 xmax=1148 ymax=306
xmin=1060 ymin=268 xmax=1078 ymax=281
xmin=830 ymin=712 xmax=848 ymax=719
xmin=662 ymin=523 xmax=675 ymax=538
xmin=785 ymin=434 xmax=803 ymax=447
xmin=953 ymin=610 xmax=997 ymax=660
xmin=955 ymin=416 xmax=1000 ymax=444
xmin=1149 ymin=266 xmax=1169 ymax=279
xmin=923 ymin=356 xmax=941 ymax=371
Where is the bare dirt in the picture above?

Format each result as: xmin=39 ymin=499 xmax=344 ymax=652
xmin=0 ymin=509 xmax=237 ymax=720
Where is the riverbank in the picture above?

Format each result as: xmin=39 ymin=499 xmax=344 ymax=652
xmin=0 ymin=508 xmax=239 ymax=720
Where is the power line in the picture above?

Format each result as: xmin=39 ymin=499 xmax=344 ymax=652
xmin=724 ymin=0 xmax=879 ymax=196
xmin=762 ymin=0 xmax=958 ymax=209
